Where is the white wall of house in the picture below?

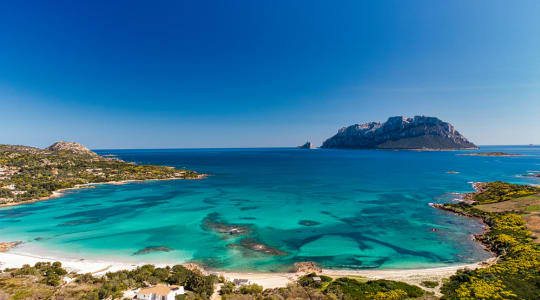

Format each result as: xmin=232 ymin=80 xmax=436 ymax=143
xmin=136 ymin=286 xmax=184 ymax=300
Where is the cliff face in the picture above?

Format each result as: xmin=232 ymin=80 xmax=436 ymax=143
xmin=321 ymin=116 xmax=477 ymax=149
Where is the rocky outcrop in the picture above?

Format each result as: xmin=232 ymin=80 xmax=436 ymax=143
xmin=292 ymin=261 xmax=322 ymax=274
xmin=321 ymin=116 xmax=477 ymax=150
xmin=298 ymin=142 xmax=314 ymax=149
xmin=46 ymin=141 xmax=99 ymax=156
xmin=0 ymin=241 xmax=22 ymax=252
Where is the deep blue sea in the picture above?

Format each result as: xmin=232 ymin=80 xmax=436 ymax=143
xmin=1 ymin=146 xmax=539 ymax=272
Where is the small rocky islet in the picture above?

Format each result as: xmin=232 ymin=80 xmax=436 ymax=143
xmin=297 ymin=141 xmax=315 ymax=149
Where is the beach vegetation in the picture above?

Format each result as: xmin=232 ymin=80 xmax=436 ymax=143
xmin=420 ymin=280 xmax=439 ymax=288
xmin=1 ymin=263 xmax=217 ymax=300
xmin=324 ymin=278 xmax=425 ymax=299
xmin=297 ymin=272 xmax=332 ymax=289
xmin=219 ymin=275 xmax=424 ymax=300
xmin=238 ymin=283 xmax=263 ymax=294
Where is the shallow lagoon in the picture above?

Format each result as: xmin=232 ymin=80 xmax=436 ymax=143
xmin=1 ymin=146 xmax=539 ymax=271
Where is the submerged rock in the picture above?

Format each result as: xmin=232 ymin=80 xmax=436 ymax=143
xmin=203 ymin=212 xmax=251 ymax=236
xmin=133 ymin=246 xmax=173 ymax=255
xmin=235 ymin=238 xmax=287 ymax=256
xmin=58 ymin=218 xmax=101 ymax=226
xmin=298 ymin=220 xmax=321 ymax=226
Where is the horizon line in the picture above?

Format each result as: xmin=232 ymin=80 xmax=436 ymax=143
xmin=91 ymin=145 xmax=538 ymax=151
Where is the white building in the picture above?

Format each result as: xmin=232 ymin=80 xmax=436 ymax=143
xmin=136 ymin=284 xmax=184 ymax=300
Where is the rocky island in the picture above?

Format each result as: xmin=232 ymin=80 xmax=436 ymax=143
xmin=297 ymin=141 xmax=314 ymax=149
xmin=321 ymin=116 xmax=477 ymax=150
xmin=0 ymin=141 xmax=204 ymax=207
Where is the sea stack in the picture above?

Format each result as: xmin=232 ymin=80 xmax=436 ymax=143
xmin=298 ymin=142 xmax=314 ymax=149
xmin=321 ymin=116 xmax=477 ymax=150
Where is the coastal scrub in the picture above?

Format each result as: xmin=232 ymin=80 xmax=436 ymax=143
xmin=437 ymin=183 xmax=540 ymax=299
xmin=0 ymin=142 xmax=203 ymax=206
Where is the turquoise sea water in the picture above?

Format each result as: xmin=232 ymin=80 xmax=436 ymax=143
xmin=1 ymin=146 xmax=539 ymax=272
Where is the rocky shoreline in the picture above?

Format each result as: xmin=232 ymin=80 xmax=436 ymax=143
xmin=457 ymin=152 xmax=523 ymax=157
xmin=0 ymin=241 xmax=22 ymax=253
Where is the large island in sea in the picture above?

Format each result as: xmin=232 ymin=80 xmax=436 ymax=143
xmin=0 ymin=141 xmax=204 ymax=207
xmin=321 ymin=116 xmax=477 ymax=149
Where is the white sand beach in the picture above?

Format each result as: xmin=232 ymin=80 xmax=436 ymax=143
xmin=0 ymin=249 xmax=496 ymax=292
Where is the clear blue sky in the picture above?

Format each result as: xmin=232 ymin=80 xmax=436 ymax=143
xmin=1 ymin=1 xmax=539 ymax=148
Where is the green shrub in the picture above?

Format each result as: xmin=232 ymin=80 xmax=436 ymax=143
xmin=420 ymin=280 xmax=439 ymax=288
xmin=239 ymin=283 xmax=263 ymax=295
xmin=325 ymin=278 xmax=424 ymax=300
xmin=220 ymin=282 xmax=236 ymax=295
xmin=298 ymin=273 xmax=332 ymax=289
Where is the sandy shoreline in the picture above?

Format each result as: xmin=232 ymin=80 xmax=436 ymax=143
xmin=0 ymin=249 xmax=496 ymax=291
xmin=0 ymin=175 xmax=207 ymax=209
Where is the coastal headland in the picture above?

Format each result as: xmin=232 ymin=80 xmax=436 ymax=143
xmin=0 ymin=142 xmax=206 ymax=208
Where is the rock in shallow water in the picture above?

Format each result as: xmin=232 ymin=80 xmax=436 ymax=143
xmin=203 ymin=212 xmax=252 ymax=236
xmin=229 ymin=238 xmax=287 ymax=256
xmin=298 ymin=220 xmax=321 ymax=226
xmin=133 ymin=246 xmax=173 ymax=255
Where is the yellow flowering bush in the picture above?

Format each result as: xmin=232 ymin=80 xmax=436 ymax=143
xmin=455 ymin=279 xmax=516 ymax=300
xmin=440 ymin=182 xmax=540 ymax=299
xmin=368 ymin=289 xmax=407 ymax=300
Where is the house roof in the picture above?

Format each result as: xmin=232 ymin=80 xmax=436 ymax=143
xmin=138 ymin=284 xmax=181 ymax=296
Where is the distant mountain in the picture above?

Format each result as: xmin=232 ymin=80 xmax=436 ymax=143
xmin=321 ymin=116 xmax=477 ymax=149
